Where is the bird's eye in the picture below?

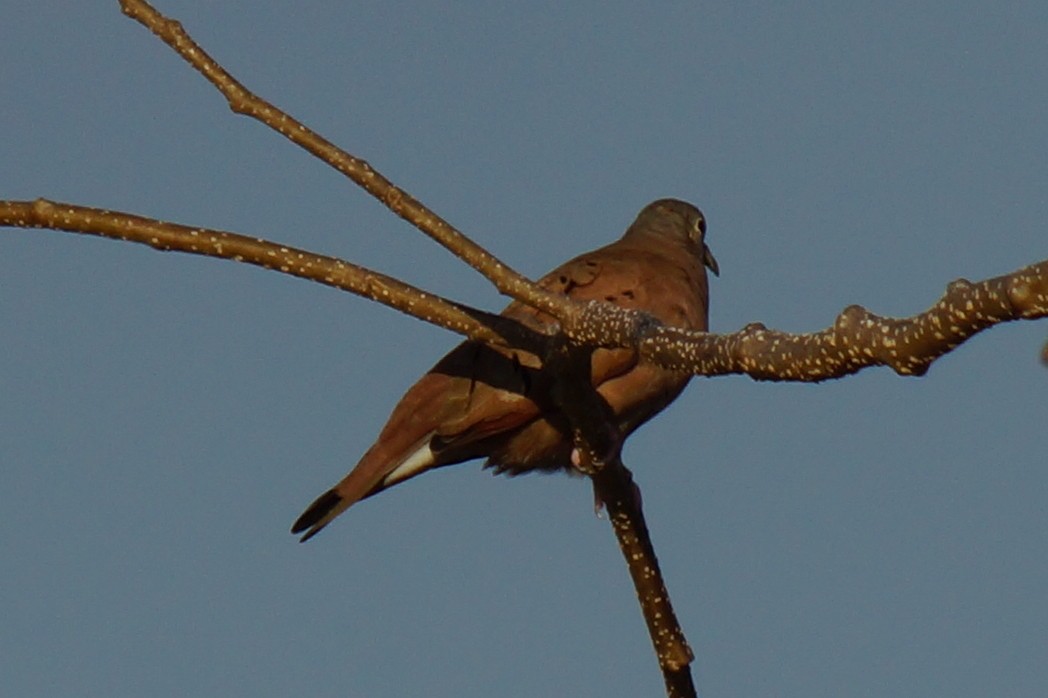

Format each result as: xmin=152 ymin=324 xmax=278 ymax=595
xmin=691 ymin=215 xmax=706 ymax=240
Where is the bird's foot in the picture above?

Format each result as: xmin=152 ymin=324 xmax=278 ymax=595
xmin=569 ymin=424 xmax=622 ymax=476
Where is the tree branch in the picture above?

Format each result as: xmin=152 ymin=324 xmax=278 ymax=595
xmin=0 ymin=199 xmax=543 ymax=354
xmin=117 ymin=0 xmax=570 ymax=321
xmin=592 ymin=462 xmax=697 ymax=695
xmin=634 ymin=260 xmax=1048 ymax=381
xmin=6 ymin=197 xmax=1044 ymax=384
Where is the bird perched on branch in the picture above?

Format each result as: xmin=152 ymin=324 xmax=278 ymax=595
xmin=292 ymin=198 xmax=718 ymax=541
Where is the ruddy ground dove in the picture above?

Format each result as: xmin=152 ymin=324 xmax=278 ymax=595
xmin=292 ymin=198 xmax=718 ymax=541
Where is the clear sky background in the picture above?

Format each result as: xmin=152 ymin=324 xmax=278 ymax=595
xmin=2 ymin=2 xmax=1046 ymax=697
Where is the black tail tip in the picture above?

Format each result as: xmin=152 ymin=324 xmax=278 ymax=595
xmin=291 ymin=489 xmax=342 ymax=540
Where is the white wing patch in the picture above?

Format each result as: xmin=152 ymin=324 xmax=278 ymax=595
xmin=382 ymin=440 xmax=436 ymax=488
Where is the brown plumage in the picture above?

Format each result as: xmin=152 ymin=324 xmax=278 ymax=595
xmin=292 ymin=198 xmax=718 ymax=541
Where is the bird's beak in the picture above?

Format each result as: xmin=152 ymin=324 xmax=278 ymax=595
xmin=703 ymin=245 xmax=720 ymax=277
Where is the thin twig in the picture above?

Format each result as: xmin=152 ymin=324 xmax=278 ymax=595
xmin=0 ymin=199 xmax=541 ymax=352
xmin=117 ymin=0 xmax=570 ymax=322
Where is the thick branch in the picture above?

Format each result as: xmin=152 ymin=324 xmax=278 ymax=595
xmin=592 ymin=462 xmax=696 ymax=696
xmin=117 ymin=0 xmax=570 ymax=321
xmin=626 ymin=260 xmax=1046 ymax=381
xmin=540 ymin=258 xmax=1047 ymax=382
xmin=0 ymin=199 xmax=543 ymax=353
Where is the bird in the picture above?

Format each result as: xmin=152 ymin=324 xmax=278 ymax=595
xmin=292 ymin=198 xmax=718 ymax=541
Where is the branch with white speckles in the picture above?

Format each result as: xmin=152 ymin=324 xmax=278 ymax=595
xmin=0 ymin=199 xmax=543 ymax=355
xmin=633 ymin=259 xmax=1048 ymax=381
xmin=117 ymin=0 xmax=571 ymax=323
xmin=117 ymin=0 xmax=1048 ymax=381
xmin=5 ymin=198 xmax=1044 ymax=384
xmin=591 ymin=460 xmax=697 ymax=696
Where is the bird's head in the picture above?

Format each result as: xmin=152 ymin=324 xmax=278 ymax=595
xmin=627 ymin=198 xmax=719 ymax=276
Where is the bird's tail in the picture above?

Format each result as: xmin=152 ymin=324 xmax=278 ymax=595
xmin=291 ymin=488 xmax=352 ymax=542
xmin=291 ymin=435 xmax=437 ymax=542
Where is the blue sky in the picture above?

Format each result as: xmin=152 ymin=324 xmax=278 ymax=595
xmin=1 ymin=2 xmax=1046 ymax=696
